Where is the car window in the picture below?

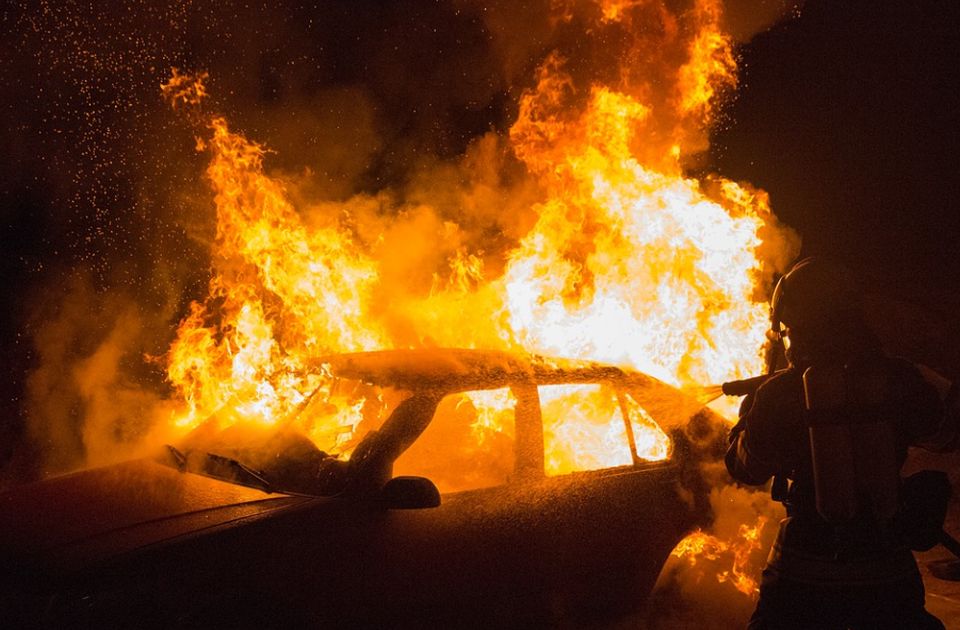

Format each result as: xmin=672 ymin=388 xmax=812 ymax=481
xmin=619 ymin=390 xmax=671 ymax=461
xmin=171 ymin=376 xmax=414 ymax=495
xmin=297 ymin=377 xmax=412 ymax=458
xmin=539 ymin=383 xmax=670 ymax=476
xmin=393 ymin=388 xmax=516 ymax=494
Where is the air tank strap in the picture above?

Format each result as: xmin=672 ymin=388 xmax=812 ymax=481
xmin=772 ymin=474 xmax=789 ymax=501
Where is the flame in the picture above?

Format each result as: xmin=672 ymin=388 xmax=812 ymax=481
xmin=160 ymin=68 xmax=208 ymax=110
xmin=158 ymin=0 xmax=797 ymax=472
xmin=671 ymin=516 xmax=768 ymax=596
xmin=495 ymin=1 xmax=782 ymax=410
xmin=677 ymin=0 xmax=738 ymax=119
xmin=464 ymin=389 xmax=517 ymax=444
xmin=151 ymin=1 xmax=800 ymax=596
xmin=541 ymin=384 xmax=670 ymax=474
xmin=504 ymin=77 xmax=772 ymax=391
xmin=160 ymin=101 xmax=386 ymax=447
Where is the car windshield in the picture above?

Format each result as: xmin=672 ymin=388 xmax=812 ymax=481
xmin=163 ymin=376 xmax=411 ymax=495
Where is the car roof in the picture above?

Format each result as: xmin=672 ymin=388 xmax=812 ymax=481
xmin=319 ymin=348 xmax=646 ymax=392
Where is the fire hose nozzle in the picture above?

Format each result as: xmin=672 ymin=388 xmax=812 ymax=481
xmin=721 ymin=371 xmax=785 ymax=397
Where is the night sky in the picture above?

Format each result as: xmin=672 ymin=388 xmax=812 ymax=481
xmin=2 ymin=0 xmax=959 ymax=479
xmin=714 ymin=1 xmax=960 ymax=302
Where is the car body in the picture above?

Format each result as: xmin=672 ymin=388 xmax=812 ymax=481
xmin=0 ymin=349 xmax=728 ymax=627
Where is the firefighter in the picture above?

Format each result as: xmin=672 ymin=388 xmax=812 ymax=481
xmin=726 ymin=257 xmax=953 ymax=629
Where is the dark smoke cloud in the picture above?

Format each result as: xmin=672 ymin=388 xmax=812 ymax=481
xmin=722 ymin=0 xmax=804 ymax=43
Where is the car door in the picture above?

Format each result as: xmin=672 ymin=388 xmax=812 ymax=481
xmin=357 ymin=384 xmax=552 ymax=625
xmin=359 ymin=380 xmax=700 ymax=624
xmin=512 ymin=380 xmax=697 ymax=622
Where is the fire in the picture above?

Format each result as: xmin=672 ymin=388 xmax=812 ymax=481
xmin=671 ymin=516 xmax=768 ymax=596
xmin=504 ymin=75 xmax=772 ymax=391
xmin=540 ymin=384 xmax=670 ymax=474
xmin=160 ymin=68 xmax=208 ymax=110
xmin=678 ymin=0 xmax=738 ymax=118
xmin=159 ymin=0 xmax=796 ymax=489
xmin=149 ymin=0 xmax=800 ymax=601
xmin=162 ymin=112 xmax=385 ymax=445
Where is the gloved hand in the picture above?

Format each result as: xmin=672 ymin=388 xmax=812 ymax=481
xmin=728 ymin=417 xmax=746 ymax=444
xmin=728 ymin=393 xmax=755 ymax=443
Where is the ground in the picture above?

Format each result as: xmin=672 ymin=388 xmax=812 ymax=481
xmin=913 ymin=450 xmax=960 ymax=628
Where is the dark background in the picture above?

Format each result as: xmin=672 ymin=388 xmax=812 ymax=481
xmin=713 ymin=1 xmax=960 ymax=316
xmin=712 ymin=0 xmax=960 ymax=376
xmin=2 ymin=0 xmax=959 ymax=478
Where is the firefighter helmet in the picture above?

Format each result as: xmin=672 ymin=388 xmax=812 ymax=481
xmin=770 ymin=257 xmax=861 ymax=335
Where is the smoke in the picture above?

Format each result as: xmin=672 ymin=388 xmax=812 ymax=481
xmin=10 ymin=274 xmax=179 ymax=482
xmin=722 ymin=0 xmax=805 ymax=43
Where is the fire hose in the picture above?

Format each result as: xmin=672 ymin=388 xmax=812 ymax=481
xmin=721 ymin=371 xmax=783 ymax=397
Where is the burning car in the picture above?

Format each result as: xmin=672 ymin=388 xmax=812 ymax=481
xmin=0 ymin=349 xmax=727 ymax=627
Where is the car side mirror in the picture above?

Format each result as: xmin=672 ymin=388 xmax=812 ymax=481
xmin=381 ymin=476 xmax=441 ymax=509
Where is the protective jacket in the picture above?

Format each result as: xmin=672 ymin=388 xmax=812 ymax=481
xmin=727 ymin=351 xmax=943 ymax=582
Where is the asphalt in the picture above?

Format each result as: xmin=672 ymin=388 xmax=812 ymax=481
xmin=910 ymin=450 xmax=960 ymax=629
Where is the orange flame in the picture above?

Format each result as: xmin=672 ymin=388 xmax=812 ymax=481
xmin=671 ymin=516 xmax=768 ymax=596
xmin=160 ymin=68 xmax=208 ymax=110
xmin=158 ymin=100 xmax=386 ymax=445
xmin=504 ymin=74 xmax=773 ymax=393
xmin=158 ymin=0 xmax=797 ymax=471
xmin=541 ymin=383 xmax=670 ymax=474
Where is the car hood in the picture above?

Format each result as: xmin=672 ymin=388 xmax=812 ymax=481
xmin=0 ymin=458 xmax=313 ymax=573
